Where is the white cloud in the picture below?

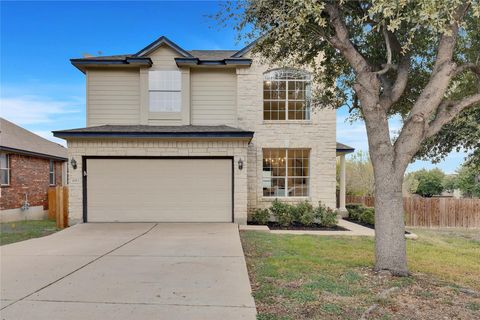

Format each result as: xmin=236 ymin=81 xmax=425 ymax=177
xmin=0 ymin=95 xmax=82 ymax=125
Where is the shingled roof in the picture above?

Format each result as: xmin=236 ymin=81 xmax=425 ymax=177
xmin=70 ymin=36 xmax=253 ymax=72
xmin=0 ymin=118 xmax=68 ymax=160
xmin=336 ymin=142 xmax=355 ymax=153
xmin=53 ymin=125 xmax=254 ymax=140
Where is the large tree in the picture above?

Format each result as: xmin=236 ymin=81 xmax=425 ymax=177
xmin=217 ymin=0 xmax=480 ymax=275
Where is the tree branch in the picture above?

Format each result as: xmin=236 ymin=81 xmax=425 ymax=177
xmin=375 ymin=25 xmax=394 ymax=75
xmin=378 ymin=31 xmax=411 ymax=110
xmin=452 ymin=63 xmax=480 ymax=77
xmin=324 ymin=3 xmax=371 ymax=74
xmin=426 ymin=93 xmax=480 ymax=138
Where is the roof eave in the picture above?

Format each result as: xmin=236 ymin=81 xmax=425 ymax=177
xmin=0 ymin=146 xmax=67 ymax=161
xmin=134 ymin=36 xmax=193 ymax=58
xmin=70 ymin=58 xmax=152 ymax=73
xmin=175 ymin=58 xmax=252 ymax=67
xmin=52 ymin=131 xmax=255 ymax=141
xmin=231 ymin=39 xmax=258 ymax=58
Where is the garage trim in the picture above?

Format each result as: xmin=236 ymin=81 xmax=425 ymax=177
xmin=82 ymin=156 xmax=234 ymax=223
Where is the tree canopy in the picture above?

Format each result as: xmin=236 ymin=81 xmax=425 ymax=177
xmin=216 ymin=0 xmax=480 ymax=275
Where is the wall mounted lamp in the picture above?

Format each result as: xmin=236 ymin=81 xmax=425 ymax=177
xmin=238 ymin=158 xmax=244 ymax=170
xmin=70 ymin=158 xmax=77 ymax=170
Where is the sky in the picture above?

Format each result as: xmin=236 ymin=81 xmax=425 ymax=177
xmin=0 ymin=1 xmax=468 ymax=174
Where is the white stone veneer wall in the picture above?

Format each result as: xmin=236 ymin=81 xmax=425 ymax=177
xmin=66 ymin=138 xmax=249 ymax=225
xmin=236 ymin=56 xmax=337 ymax=218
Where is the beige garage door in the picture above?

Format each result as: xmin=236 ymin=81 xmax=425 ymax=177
xmin=86 ymin=158 xmax=232 ymax=222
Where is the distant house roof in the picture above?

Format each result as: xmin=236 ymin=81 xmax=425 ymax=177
xmin=53 ymin=125 xmax=254 ymax=141
xmin=70 ymin=36 xmax=254 ymax=72
xmin=336 ymin=142 xmax=355 ymax=154
xmin=0 ymin=118 xmax=68 ymax=160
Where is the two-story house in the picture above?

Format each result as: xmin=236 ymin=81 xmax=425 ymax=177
xmin=54 ymin=36 xmax=354 ymax=225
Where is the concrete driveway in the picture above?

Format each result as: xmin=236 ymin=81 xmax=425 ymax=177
xmin=0 ymin=223 xmax=256 ymax=319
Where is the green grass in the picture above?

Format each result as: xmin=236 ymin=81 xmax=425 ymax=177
xmin=241 ymin=229 xmax=480 ymax=319
xmin=0 ymin=220 xmax=59 ymax=245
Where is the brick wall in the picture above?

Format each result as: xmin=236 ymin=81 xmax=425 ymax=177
xmin=0 ymin=154 xmax=64 ymax=210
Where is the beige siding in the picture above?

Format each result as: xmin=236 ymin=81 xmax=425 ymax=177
xmin=191 ymin=69 xmax=237 ymax=126
xmin=147 ymin=45 xmax=181 ymax=70
xmin=87 ymin=69 xmax=140 ymax=126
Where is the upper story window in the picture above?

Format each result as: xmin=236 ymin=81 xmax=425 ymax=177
xmin=49 ymin=160 xmax=55 ymax=185
xmin=149 ymin=70 xmax=182 ymax=112
xmin=1 ymin=153 xmax=10 ymax=186
xmin=263 ymin=68 xmax=311 ymax=121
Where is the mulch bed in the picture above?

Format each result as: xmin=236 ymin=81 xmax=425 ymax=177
xmin=344 ymin=218 xmax=411 ymax=234
xmin=249 ymin=222 xmax=349 ymax=231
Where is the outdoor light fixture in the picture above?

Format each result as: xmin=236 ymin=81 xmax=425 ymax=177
xmin=238 ymin=158 xmax=244 ymax=170
xmin=70 ymin=158 xmax=77 ymax=170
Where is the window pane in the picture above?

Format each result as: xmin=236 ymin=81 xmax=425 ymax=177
xmin=1 ymin=169 xmax=8 ymax=185
xmin=149 ymin=91 xmax=182 ymax=112
xmin=149 ymin=71 xmax=181 ymax=91
xmin=50 ymin=173 xmax=55 ymax=185
xmin=0 ymin=154 xmax=7 ymax=168
xmin=288 ymin=178 xmax=309 ymax=197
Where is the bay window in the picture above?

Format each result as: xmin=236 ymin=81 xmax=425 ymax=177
xmin=263 ymin=149 xmax=310 ymax=197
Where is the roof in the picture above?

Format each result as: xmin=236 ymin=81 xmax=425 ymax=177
xmin=53 ymin=125 xmax=254 ymax=140
xmin=0 ymin=118 xmax=68 ymax=160
xmin=336 ymin=142 xmax=355 ymax=153
xmin=188 ymin=50 xmax=238 ymax=60
xmin=70 ymin=36 xmax=254 ymax=72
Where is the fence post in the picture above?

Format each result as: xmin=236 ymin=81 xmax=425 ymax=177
xmin=55 ymin=186 xmax=64 ymax=229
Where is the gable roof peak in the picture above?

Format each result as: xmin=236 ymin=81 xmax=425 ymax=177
xmin=134 ymin=35 xmax=193 ymax=58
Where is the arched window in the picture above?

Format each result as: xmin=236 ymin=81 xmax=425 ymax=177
xmin=263 ymin=68 xmax=311 ymax=121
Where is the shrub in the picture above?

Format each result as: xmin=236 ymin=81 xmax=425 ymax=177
xmin=360 ymin=208 xmax=375 ymax=225
xmin=346 ymin=203 xmax=364 ymax=221
xmin=346 ymin=203 xmax=375 ymax=226
xmin=270 ymin=199 xmax=293 ymax=227
xmin=322 ymin=207 xmax=338 ymax=227
xmin=251 ymin=208 xmax=270 ymax=225
xmin=296 ymin=200 xmax=315 ymax=226
xmin=314 ymin=202 xmax=338 ymax=227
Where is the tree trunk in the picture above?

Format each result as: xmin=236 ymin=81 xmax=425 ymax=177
xmin=373 ymin=169 xmax=408 ymax=276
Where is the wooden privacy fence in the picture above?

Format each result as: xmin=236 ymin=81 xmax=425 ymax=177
xmin=48 ymin=186 xmax=68 ymax=228
xmin=346 ymin=195 xmax=480 ymax=228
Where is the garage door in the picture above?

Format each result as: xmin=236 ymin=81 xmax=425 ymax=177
xmin=86 ymin=158 xmax=232 ymax=222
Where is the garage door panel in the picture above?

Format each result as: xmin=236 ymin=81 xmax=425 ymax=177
xmin=87 ymin=159 xmax=232 ymax=222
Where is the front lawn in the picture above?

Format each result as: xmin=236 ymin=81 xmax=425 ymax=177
xmin=0 ymin=220 xmax=60 ymax=245
xmin=241 ymin=228 xmax=480 ymax=319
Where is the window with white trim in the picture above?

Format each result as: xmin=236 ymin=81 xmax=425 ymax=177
xmin=49 ymin=160 xmax=55 ymax=185
xmin=263 ymin=69 xmax=311 ymax=121
xmin=262 ymin=149 xmax=310 ymax=197
xmin=1 ymin=153 xmax=10 ymax=186
xmin=149 ymin=70 xmax=182 ymax=112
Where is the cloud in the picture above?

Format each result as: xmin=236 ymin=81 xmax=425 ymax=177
xmin=0 ymin=95 xmax=82 ymax=125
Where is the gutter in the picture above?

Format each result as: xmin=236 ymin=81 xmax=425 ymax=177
xmin=0 ymin=146 xmax=68 ymax=161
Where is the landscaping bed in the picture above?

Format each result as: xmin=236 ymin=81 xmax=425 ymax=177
xmin=250 ymin=221 xmax=348 ymax=231
xmin=249 ymin=199 xmax=340 ymax=229
xmin=0 ymin=220 xmax=59 ymax=245
xmin=240 ymin=229 xmax=480 ymax=319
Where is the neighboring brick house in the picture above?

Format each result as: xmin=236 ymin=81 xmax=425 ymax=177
xmin=53 ymin=36 xmax=353 ymax=225
xmin=0 ymin=118 xmax=68 ymax=222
